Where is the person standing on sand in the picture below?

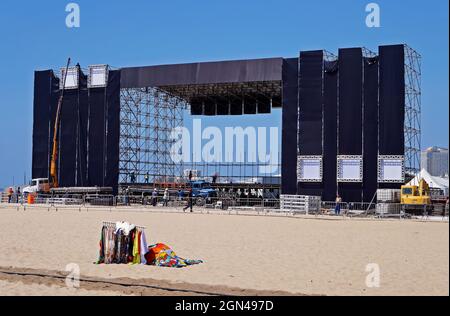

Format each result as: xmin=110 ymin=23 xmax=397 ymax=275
xmin=163 ymin=188 xmax=169 ymax=207
xmin=7 ymin=187 xmax=13 ymax=203
xmin=16 ymin=187 xmax=21 ymax=203
xmin=125 ymin=187 xmax=130 ymax=206
xmin=177 ymin=189 xmax=184 ymax=201
xmin=335 ymin=194 xmax=342 ymax=215
xmin=183 ymin=189 xmax=194 ymax=213
xmin=152 ymin=188 xmax=158 ymax=207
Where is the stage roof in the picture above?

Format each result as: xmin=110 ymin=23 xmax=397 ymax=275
xmin=120 ymin=57 xmax=284 ymax=88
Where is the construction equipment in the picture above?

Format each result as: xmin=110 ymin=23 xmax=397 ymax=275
xmin=401 ymin=178 xmax=434 ymax=214
xmin=188 ymin=180 xmax=218 ymax=206
xmin=50 ymin=58 xmax=71 ymax=188
xmin=23 ymin=178 xmax=51 ymax=194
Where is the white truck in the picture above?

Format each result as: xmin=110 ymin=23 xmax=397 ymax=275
xmin=22 ymin=178 xmax=50 ymax=194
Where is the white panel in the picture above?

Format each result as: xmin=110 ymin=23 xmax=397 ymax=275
xmin=337 ymin=156 xmax=363 ymax=182
xmin=60 ymin=67 xmax=79 ymax=90
xmin=378 ymin=156 xmax=405 ymax=183
xmin=297 ymin=156 xmax=322 ymax=182
xmin=88 ymin=65 xmax=109 ymax=88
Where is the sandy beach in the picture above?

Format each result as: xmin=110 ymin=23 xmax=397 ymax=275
xmin=0 ymin=204 xmax=448 ymax=296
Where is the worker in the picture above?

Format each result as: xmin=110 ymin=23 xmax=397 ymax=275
xmin=130 ymin=172 xmax=136 ymax=184
xmin=183 ymin=189 xmax=194 ymax=213
xmin=152 ymin=188 xmax=158 ymax=207
xmin=335 ymin=194 xmax=342 ymax=215
xmin=178 ymin=189 xmax=184 ymax=201
xmin=16 ymin=187 xmax=21 ymax=203
xmin=125 ymin=187 xmax=130 ymax=206
xmin=163 ymin=188 xmax=169 ymax=207
xmin=144 ymin=172 xmax=149 ymax=184
xmin=7 ymin=187 xmax=13 ymax=203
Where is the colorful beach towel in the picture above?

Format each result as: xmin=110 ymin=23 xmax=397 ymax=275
xmin=145 ymin=243 xmax=203 ymax=268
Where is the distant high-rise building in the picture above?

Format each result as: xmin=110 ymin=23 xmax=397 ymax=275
xmin=421 ymin=147 xmax=449 ymax=177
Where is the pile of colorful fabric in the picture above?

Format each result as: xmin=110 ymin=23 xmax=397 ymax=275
xmin=145 ymin=243 xmax=203 ymax=268
xmin=96 ymin=222 xmax=203 ymax=268
xmin=96 ymin=222 xmax=148 ymax=264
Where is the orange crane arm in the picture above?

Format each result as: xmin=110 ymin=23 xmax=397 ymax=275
xmin=50 ymin=58 xmax=71 ymax=188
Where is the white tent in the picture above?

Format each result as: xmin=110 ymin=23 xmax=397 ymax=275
xmin=407 ymin=169 xmax=449 ymax=196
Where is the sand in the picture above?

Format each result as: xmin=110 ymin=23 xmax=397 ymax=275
xmin=0 ymin=204 xmax=448 ymax=296
xmin=0 ymin=279 xmax=131 ymax=296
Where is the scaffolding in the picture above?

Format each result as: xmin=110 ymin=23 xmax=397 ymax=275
xmin=119 ymin=87 xmax=187 ymax=185
xmin=404 ymin=45 xmax=422 ymax=177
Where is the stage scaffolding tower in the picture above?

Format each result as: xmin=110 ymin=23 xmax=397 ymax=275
xmin=404 ymin=45 xmax=422 ymax=177
xmin=119 ymin=87 xmax=187 ymax=185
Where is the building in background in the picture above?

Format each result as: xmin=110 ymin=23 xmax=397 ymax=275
xmin=421 ymin=147 xmax=449 ymax=177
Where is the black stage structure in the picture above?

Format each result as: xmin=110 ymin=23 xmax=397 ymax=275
xmin=32 ymin=44 xmax=421 ymax=201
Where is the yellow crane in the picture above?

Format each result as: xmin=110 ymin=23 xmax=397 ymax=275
xmin=50 ymin=58 xmax=71 ymax=188
xmin=401 ymin=178 xmax=433 ymax=214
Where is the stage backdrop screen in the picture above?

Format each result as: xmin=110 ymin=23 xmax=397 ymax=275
xmin=297 ymin=156 xmax=322 ymax=182
xmin=378 ymin=156 xmax=405 ymax=183
xmin=88 ymin=65 xmax=109 ymax=88
xmin=61 ymin=67 xmax=79 ymax=90
xmin=337 ymin=156 xmax=363 ymax=182
xmin=281 ymin=58 xmax=299 ymax=194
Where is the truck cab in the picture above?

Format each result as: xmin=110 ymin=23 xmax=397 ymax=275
xmin=187 ymin=180 xmax=217 ymax=205
xmin=188 ymin=180 xmax=216 ymax=197
xmin=23 ymin=178 xmax=50 ymax=194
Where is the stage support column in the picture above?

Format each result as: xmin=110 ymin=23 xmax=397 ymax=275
xmin=363 ymin=56 xmax=379 ymax=202
xmin=105 ymin=70 xmax=121 ymax=194
xmin=281 ymin=58 xmax=299 ymax=194
xmin=323 ymin=60 xmax=338 ymax=201
xmin=378 ymin=45 xmax=406 ymax=189
xmin=337 ymin=48 xmax=363 ymax=202
xmin=297 ymin=51 xmax=324 ymax=197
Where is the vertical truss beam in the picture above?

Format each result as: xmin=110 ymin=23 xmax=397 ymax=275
xmin=119 ymin=87 xmax=186 ymax=185
xmin=404 ymin=45 xmax=422 ymax=177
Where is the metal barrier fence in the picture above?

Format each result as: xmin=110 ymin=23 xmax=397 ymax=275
xmin=280 ymin=195 xmax=321 ymax=214
xmin=320 ymin=201 xmax=377 ymax=216
xmin=0 ymin=192 xmax=24 ymax=204
xmin=115 ymin=195 xmax=280 ymax=210
xmin=3 ymin=193 xmax=279 ymax=211
xmin=2 ymin=192 xmax=447 ymax=220
xmin=0 ymin=192 xmax=389 ymax=215
xmin=2 ymin=193 xmax=115 ymax=207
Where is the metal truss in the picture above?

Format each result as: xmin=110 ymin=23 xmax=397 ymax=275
xmin=404 ymin=45 xmax=422 ymax=177
xmin=362 ymin=47 xmax=378 ymax=59
xmin=160 ymin=81 xmax=282 ymax=101
xmin=324 ymin=50 xmax=338 ymax=62
xmin=119 ymin=87 xmax=187 ymax=184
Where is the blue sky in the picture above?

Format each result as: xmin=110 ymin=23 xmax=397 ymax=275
xmin=0 ymin=0 xmax=448 ymax=188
